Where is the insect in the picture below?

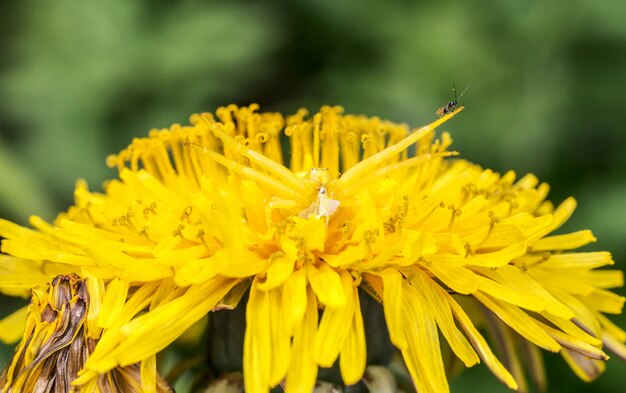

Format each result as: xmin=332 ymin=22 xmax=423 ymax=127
xmin=436 ymin=82 xmax=471 ymax=117
xmin=298 ymin=168 xmax=340 ymax=225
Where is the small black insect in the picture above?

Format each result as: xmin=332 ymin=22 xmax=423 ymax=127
xmin=436 ymin=82 xmax=470 ymax=117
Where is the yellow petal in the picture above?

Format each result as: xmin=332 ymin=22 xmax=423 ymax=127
xmin=152 ymin=245 xmax=208 ymax=268
xmin=527 ymin=268 xmax=595 ymax=296
xmin=308 ymin=263 xmax=346 ymax=307
xmin=240 ymin=179 xmax=269 ymax=234
xmin=285 ymin=286 xmax=318 ymax=393
xmin=544 ymin=325 xmax=607 ymax=360
xmin=407 ymin=269 xmax=479 ymax=367
xmin=140 ymin=355 xmax=157 ymax=393
xmin=477 ymin=275 xmax=548 ymax=313
xmin=400 ymin=280 xmax=449 ymax=393
xmin=339 ymin=285 xmax=366 ymax=385
xmin=542 ymin=313 xmax=601 ymax=346
xmin=481 ymin=223 xmax=527 ymax=248
xmin=0 ymin=218 xmax=33 ymax=240
xmin=431 ymin=233 xmax=465 ymax=254
xmin=175 ymin=249 xmax=266 ymax=286
xmin=541 ymin=252 xmax=613 ymax=269
xmin=399 ymin=230 xmax=438 ymax=258
xmin=174 ymin=254 xmax=226 ymax=286
xmin=300 ymin=217 xmax=327 ymax=252
xmin=583 ymin=289 xmax=625 ymax=314
xmin=526 ymin=197 xmax=577 ymax=244
xmin=0 ymin=256 xmax=74 ymax=293
xmin=426 ymin=264 xmax=478 ymax=295
xmin=428 ymin=243 xmax=526 ymax=268
xmin=379 ymin=269 xmax=407 ymax=349
xmin=152 ymin=237 xmax=185 ymax=258
xmin=475 ymin=292 xmax=561 ymax=352
xmin=150 ymin=278 xmax=183 ymax=310
xmin=84 ymin=273 xmax=105 ymax=339
xmin=98 ymin=278 xmax=129 ymax=329
xmin=477 ymin=265 xmax=574 ymax=319
xmin=117 ymin=281 xmax=161 ymax=329
xmin=585 ymin=270 xmax=624 ymax=289
xmin=0 ymin=305 xmax=28 ymax=344
xmin=321 ymin=244 xmax=366 ymax=268
xmin=446 ymin=294 xmax=518 ymax=390
xmin=243 ymin=283 xmax=271 ymax=393
xmin=314 ymin=270 xmax=355 ymax=367
xmin=84 ymin=277 xmax=237 ymax=373
xmin=531 ymin=230 xmax=596 ymax=251
xmin=282 ymin=267 xmax=307 ymax=336
xmin=551 ymin=288 xmax=603 ymax=337
xmin=88 ymin=246 xmax=171 ymax=282
xmin=268 ymin=289 xmax=291 ymax=386
xmin=257 ymin=252 xmax=294 ymax=291
xmin=219 ymin=249 xmax=268 ymax=278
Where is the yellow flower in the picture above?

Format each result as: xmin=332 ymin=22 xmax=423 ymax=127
xmin=0 ymin=274 xmax=173 ymax=392
xmin=0 ymin=104 xmax=624 ymax=392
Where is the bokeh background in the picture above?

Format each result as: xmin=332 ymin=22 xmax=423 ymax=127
xmin=1 ymin=0 xmax=625 ymax=392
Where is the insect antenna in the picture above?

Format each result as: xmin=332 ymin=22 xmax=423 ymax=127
xmin=452 ymin=82 xmax=457 ymax=102
xmin=456 ymin=84 xmax=471 ymax=101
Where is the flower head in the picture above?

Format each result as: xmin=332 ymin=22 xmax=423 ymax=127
xmin=0 ymin=274 xmax=172 ymax=392
xmin=0 ymin=104 xmax=624 ymax=392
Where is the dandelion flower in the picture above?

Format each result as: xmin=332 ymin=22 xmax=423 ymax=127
xmin=0 ymin=104 xmax=624 ymax=392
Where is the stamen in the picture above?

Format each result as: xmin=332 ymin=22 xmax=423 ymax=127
xmin=363 ymin=229 xmax=380 ymax=256
xmin=477 ymin=211 xmax=500 ymax=247
xmin=284 ymin=125 xmax=302 ymax=172
xmin=313 ymin=113 xmax=321 ymax=168
xmin=185 ymin=141 xmax=302 ymax=200
xmin=341 ymin=131 xmax=359 ymax=171
xmin=321 ymin=126 xmax=340 ymax=179
xmin=180 ymin=206 xmax=193 ymax=222
xmin=506 ymin=197 xmax=519 ymax=216
xmin=448 ymin=204 xmax=462 ymax=228
xmin=464 ymin=242 xmax=475 ymax=258
xmin=173 ymin=224 xmax=187 ymax=240
xmin=139 ymin=227 xmax=153 ymax=243
xmin=205 ymin=122 xmax=307 ymax=195
xmin=383 ymin=219 xmax=396 ymax=233
xmin=361 ymin=133 xmax=377 ymax=159
xmin=461 ymin=183 xmax=478 ymax=205
xmin=196 ymin=229 xmax=210 ymax=251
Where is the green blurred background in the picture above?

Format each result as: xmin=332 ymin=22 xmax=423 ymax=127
xmin=1 ymin=0 xmax=625 ymax=391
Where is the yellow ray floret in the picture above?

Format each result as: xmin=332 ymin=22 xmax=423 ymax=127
xmin=0 ymin=104 xmax=623 ymax=393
